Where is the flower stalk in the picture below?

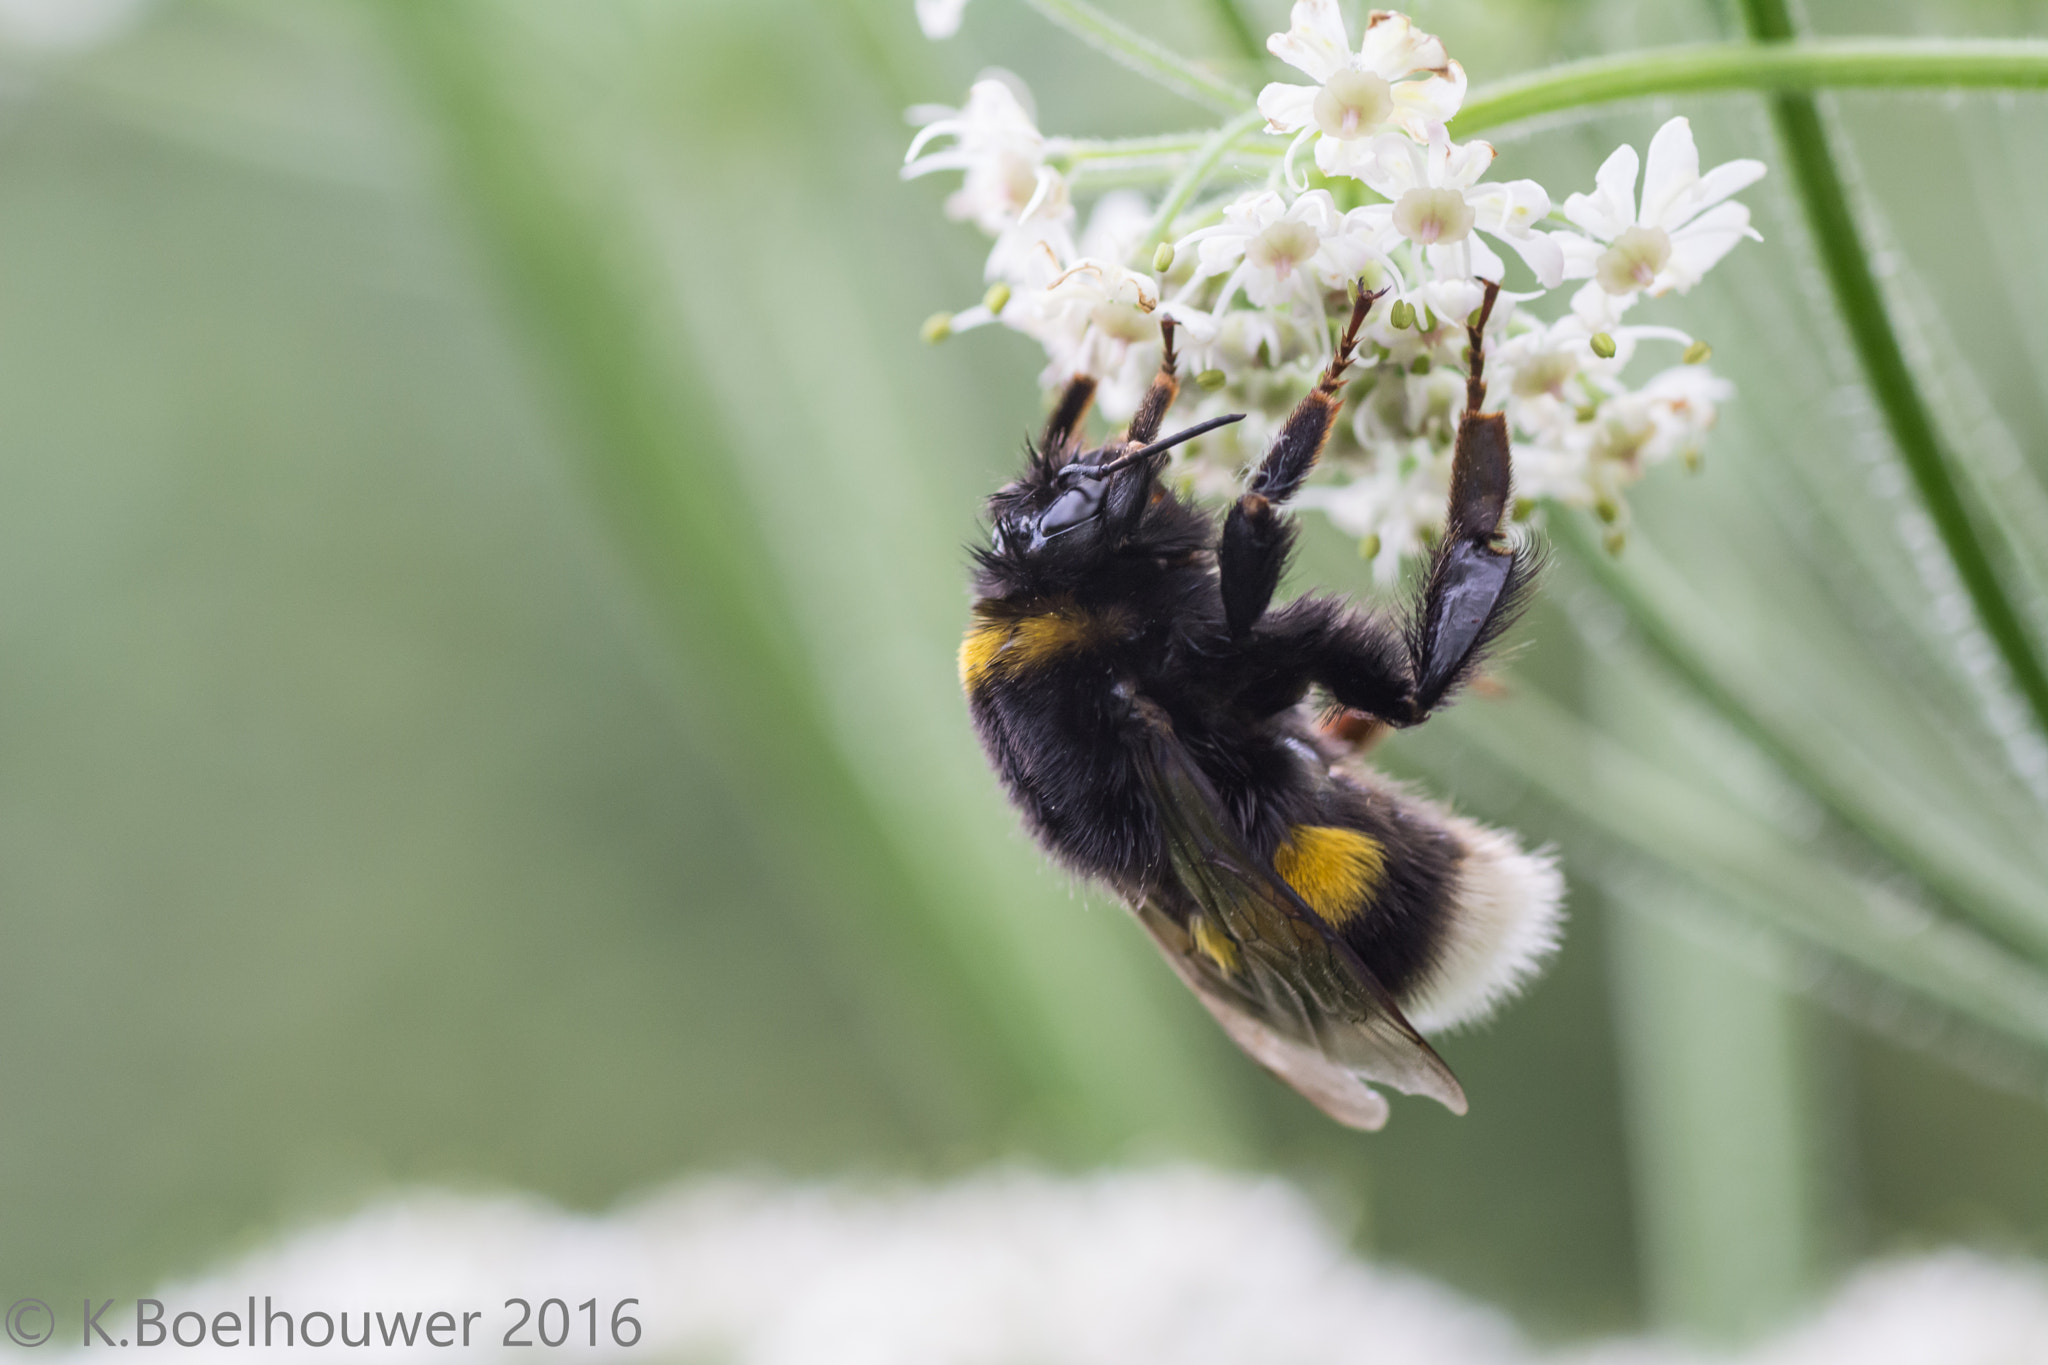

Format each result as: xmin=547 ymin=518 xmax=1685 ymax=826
xmin=1456 ymin=38 xmax=2048 ymax=133
xmin=1015 ymin=0 xmax=1249 ymax=113
xmin=1729 ymin=1 xmax=2048 ymax=753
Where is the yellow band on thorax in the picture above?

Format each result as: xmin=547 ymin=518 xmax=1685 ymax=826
xmin=959 ymin=599 xmax=1122 ymax=690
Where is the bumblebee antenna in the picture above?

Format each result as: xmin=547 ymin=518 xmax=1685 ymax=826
xmin=1085 ymin=413 xmax=1246 ymax=478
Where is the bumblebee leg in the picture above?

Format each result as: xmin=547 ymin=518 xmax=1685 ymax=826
xmin=1219 ymin=492 xmax=1293 ymax=638
xmin=1246 ymin=282 xmax=1382 ymax=504
xmin=1233 ymin=595 xmax=1411 ymax=719
xmin=1405 ymin=280 xmax=1535 ymax=720
xmin=1218 ymin=284 xmax=1384 ymax=638
xmin=1041 ymin=374 xmax=1098 ymax=463
xmin=1124 ymin=317 xmax=1181 ymax=446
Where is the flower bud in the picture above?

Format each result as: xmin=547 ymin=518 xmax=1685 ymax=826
xmin=1603 ymin=529 xmax=1627 ymax=557
xmin=1683 ymin=340 xmax=1713 ymax=365
xmin=921 ymin=312 xmax=953 ymax=345
xmin=1359 ymin=533 xmax=1382 ymax=560
xmin=983 ymin=283 xmax=1011 ymax=315
xmin=1594 ymin=497 xmax=1620 ymax=524
xmin=1196 ymin=368 xmax=1228 ymax=392
xmin=1513 ymin=497 xmax=1535 ymax=521
xmin=1152 ymin=242 xmax=1175 ymax=273
xmin=1409 ymin=356 xmax=1431 ymax=375
xmin=1389 ymin=300 xmax=1415 ymax=330
xmin=1685 ymin=449 xmax=1703 ymax=473
xmin=1590 ymin=332 xmax=1617 ymax=360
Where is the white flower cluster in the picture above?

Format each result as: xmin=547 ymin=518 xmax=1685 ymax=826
xmin=56 ymin=1169 xmax=2048 ymax=1365
xmin=902 ymin=1 xmax=1765 ymax=575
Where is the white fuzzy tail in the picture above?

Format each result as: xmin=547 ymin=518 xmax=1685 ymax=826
xmin=1400 ymin=814 xmax=1566 ymax=1034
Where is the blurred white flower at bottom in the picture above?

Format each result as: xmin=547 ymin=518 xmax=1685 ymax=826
xmin=7 ymin=1169 xmax=2046 ymax=1364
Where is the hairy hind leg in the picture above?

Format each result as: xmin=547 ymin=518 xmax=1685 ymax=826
xmin=1405 ymin=279 xmax=1536 ymax=719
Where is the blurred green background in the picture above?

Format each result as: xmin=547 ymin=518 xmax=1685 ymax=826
xmin=3 ymin=0 xmax=2047 ymax=1344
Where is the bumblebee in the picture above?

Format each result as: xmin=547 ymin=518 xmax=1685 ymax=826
xmin=960 ymin=281 xmax=1563 ymax=1129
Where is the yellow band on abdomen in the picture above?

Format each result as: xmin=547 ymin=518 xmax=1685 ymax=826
xmin=1273 ymin=824 xmax=1385 ymax=927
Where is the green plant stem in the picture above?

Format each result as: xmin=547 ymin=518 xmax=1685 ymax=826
xmin=379 ymin=3 xmax=1103 ymax=1140
xmin=1016 ymin=0 xmax=1251 ymax=113
xmin=1455 ymin=38 xmax=2048 ymax=132
xmin=1446 ymin=689 xmax=2048 ymax=1060
xmin=1202 ymin=0 xmax=1264 ymax=65
xmin=1053 ymin=130 xmax=1279 ymax=191
xmin=1553 ymin=516 xmax=2048 ymax=963
xmin=1135 ymin=107 xmax=1265 ymax=257
xmin=1724 ymin=8 xmax=2048 ymax=753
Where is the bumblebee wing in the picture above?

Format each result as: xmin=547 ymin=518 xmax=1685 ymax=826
xmin=1125 ymin=697 xmax=1466 ymax=1129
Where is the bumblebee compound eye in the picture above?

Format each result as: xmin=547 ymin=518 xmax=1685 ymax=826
xmin=1036 ymin=481 xmax=1104 ymax=538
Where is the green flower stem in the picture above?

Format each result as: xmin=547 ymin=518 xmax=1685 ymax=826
xmin=1553 ymin=514 xmax=2048 ymax=964
xmin=379 ymin=3 xmax=1133 ymax=1140
xmin=1016 ymin=0 xmax=1251 ymax=114
xmin=1202 ymin=0 xmax=1265 ymax=66
xmin=1201 ymin=0 xmax=1263 ymax=66
xmin=1455 ymin=38 xmax=2048 ymax=133
xmin=1057 ymin=131 xmax=1211 ymax=166
xmin=1727 ymin=6 xmax=2048 ymax=758
xmin=1055 ymin=130 xmax=1279 ymax=190
xmin=1446 ymin=688 xmax=2048 ymax=1058
xmin=1135 ymin=107 xmax=1266 ymax=257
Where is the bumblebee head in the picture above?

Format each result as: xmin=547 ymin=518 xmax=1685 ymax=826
xmin=991 ymin=459 xmax=1114 ymax=557
xmin=980 ymin=413 xmax=1244 ymax=587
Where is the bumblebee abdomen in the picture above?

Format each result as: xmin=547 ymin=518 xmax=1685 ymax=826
xmin=1272 ymin=824 xmax=1385 ymax=927
xmin=1297 ymin=774 xmax=1563 ymax=1034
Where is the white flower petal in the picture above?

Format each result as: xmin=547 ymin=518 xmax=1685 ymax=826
xmin=1467 ymin=177 xmax=1550 ymax=237
xmin=1638 ymin=117 xmax=1700 ymax=230
xmin=1553 ymin=230 xmax=1604 ymax=281
xmin=1312 ymin=129 xmax=1375 ymax=179
xmin=1677 ymin=156 xmax=1769 ymax=225
xmin=1290 ymin=187 xmax=1342 ymax=233
xmin=1355 ymin=9 xmax=1451 ymax=80
xmin=1436 ymin=132 xmax=1496 ymax=190
xmin=1658 ymin=200 xmax=1757 ymax=291
xmin=1257 ymin=80 xmax=1318 ymax=133
xmin=1354 ymin=129 xmax=1426 ymax=199
xmin=1566 ymin=142 xmax=1639 ymax=240
xmin=1463 ymin=234 xmax=1507 ymax=283
xmin=1386 ymin=59 xmax=1466 ymax=139
xmin=1488 ymin=227 xmax=1564 ymax=289
xmin=1266 ymin=0 xmax=1350 ymax=83
xmin=1570 ymin=278 xmax=1634 ymax=329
